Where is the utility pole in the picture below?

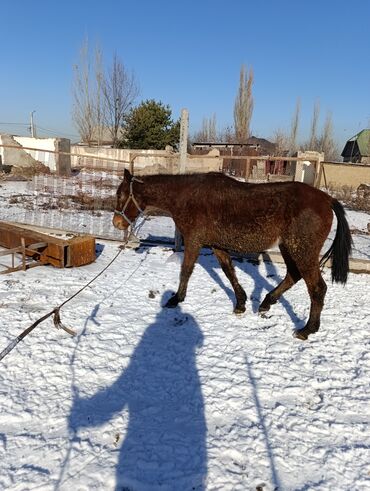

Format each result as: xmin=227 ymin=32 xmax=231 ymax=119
xmin=174 ymin=108 xmax=189 ymax=251
xmin=30 ymin=111 xmax=37 ymax=138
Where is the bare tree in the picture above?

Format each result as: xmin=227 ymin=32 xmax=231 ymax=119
xmin=289 ymin=98 xmax=301 ymax=155
xmin=318 ymin=112 xmax=340 ymax=161
xmin=193 ymin=114 xmax=218 ymax=142
xmin=94 ymin=45 xmax=105 ymax=146
xmin=234 ymin=65 xmax=254 ymax=143
xmin=272 ymin=128 xmax=290 ymax=156
xmin=207 ymin=113 xmax=217 ymax=142
xmin=309 ymin=99 xmax=320 ymax=149
xmin=192 ymin=119 xmax=207 ymax=143
xmin=72 ymin=39 xmax=96 ymax=143
xmin=219 ymin=125 xmax=235 ymax=143
xmin=103 ymin=53 xmax=139 ymax=147
xmin=72 ymin=39 xmax=106 ymax=144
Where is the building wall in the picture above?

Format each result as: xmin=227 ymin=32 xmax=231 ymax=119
xmin=293 ymin=151 xmax=324 ymax=186
xmin=14 ymin=136 xmax=57 ymax=170
xmin=13 ymin=136 xmax=71 ymax=174
xmin=71 ymin=145 xmax=221 ymax=174
xmin=319 ymin=162 xmax=370 ymax=189
xmin=0 ymin=134 xmax=38 ymax=168
xmin=0 ymin=135 xmax=71 ymax=174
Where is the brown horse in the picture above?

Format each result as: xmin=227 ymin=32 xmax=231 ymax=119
xmin=113 ymin=169 xmax=352 ymax=340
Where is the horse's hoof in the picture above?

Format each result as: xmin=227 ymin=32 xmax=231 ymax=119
xmin=165 ymin=300 xmax=178 ymax=308
xmin=164 ymin=294 xmax=180 ymax=308
xmin=294 ymin=323 xmax=320 ymax=340
xmin=165 ymin=303 xmax=177 ymax=309
xmin=294 ymin=332 xmax=307 ymax=341
xmin=258 ymin=302 xmax=271 ymax=314
xmin=294 ymin=329 xmax=310 ymax=340
xmin=234 ymin=308 xmax=245 ymax=316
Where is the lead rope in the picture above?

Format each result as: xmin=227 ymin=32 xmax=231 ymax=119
xmin=0 ymin=232 xmax=136 ymax=362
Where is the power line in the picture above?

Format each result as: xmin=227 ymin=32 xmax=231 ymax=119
xmin=37 ymin=126 xmax=79 ymax=139
xmin=0 ymin=121 xmax=79 ymax=140
xmin=0 ymin=122 xmax=29 ymax=126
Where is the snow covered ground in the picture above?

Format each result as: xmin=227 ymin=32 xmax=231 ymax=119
xmin=0 ymin=177 xmax=370 ymax=490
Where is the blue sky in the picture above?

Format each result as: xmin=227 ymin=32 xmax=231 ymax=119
xmin=1 ymin=0 xmax=369 ymax=147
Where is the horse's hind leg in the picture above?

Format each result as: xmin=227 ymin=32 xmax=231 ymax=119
xmin=259 ymin=244 xmax=302 ymax=313
xmin=294 ymin=267 xmax=327 ymax=340
xmin=213 ymin=248 xmax=247 ymax=314
xmin=165 ymin=242 xmax=201 ymax=308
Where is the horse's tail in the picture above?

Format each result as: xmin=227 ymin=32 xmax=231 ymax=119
xmin=320 ymin=199 xmax=352 ymax=284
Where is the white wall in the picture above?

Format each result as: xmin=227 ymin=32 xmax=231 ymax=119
xmin=294 ymin=150 xmax=324 ymax=186
xmin=14 ymin=136 xmax=57 ymax=171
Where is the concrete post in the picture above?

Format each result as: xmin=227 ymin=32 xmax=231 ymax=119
xmin=30 ymin=111 xmax=36 ymax=138
xmin=179 ymin=108 xmax=188 ymax=173
xmin=175 ymin=109 xmax=189 ymax=251
xmin=55 ymin=138 xmax=71 ymax=176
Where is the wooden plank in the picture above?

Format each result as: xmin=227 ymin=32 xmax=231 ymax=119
xmin=0 ymin=221 xmax=69 ymax=246
xmin=21 ymin=238 xmax=26 ymax=271
xmin=0 ymin=262 xmax=42 ymax=275
xmin=0 ymin=221 xmax=96 ymax=268
xmin=0 ymin=241 xmax=47 ymax=274
xmin=27 ymin=242 xmax=48 ymax=250
xmin=0 ymin=247 xmax=22 ymax=257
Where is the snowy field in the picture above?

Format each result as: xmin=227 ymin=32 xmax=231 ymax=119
xmin=0 ymin=178 xmax=370 ymax=490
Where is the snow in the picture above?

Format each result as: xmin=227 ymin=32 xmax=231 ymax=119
xmin=0 ymin=178 xmax=370 ymax=490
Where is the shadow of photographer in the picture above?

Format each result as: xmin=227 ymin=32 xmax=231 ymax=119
xmin=67 ymin=294 xmax=207 ymax=490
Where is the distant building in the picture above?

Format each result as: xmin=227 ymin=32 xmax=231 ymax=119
xmin=341 ymin=129 xmax=370 ymax=164
xmin=192 ymin=136 xmax=276 ymax=156
xmin=77 ymin=126 xmax=125 ymax=147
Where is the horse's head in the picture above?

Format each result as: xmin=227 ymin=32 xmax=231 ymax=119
xmin=113 ymin=169 xmax=144 ymax=230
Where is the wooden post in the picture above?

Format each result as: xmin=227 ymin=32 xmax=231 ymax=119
xmin=129 ymin=153 xmax=136 ymax=175
xmin=174 ymin=109 xmax=188 ymax=251
xmin=245 ymin=157 xmax=251 ymax=181
xmin=21 ymin=238 xmax=26 ymax=271
xmin=314 ymin=158 xmax=321 ymax=188
xmin=322 ymin=163 xmax=328 ymax=189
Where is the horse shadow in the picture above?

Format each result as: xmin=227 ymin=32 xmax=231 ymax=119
xmin=67 ymin=297 xmax=207 ymax=491
xmin=95 ymin=243 xmax=105 ymax=258
xmin=197 ymin=250 xmax=302 ymax=330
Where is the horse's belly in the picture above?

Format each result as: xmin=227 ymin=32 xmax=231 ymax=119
xmin=208 ymin=227 xmax=279 ymax=253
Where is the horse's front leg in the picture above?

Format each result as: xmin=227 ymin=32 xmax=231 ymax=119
xmin=165 ymin=242 xmax=201 ymax=308
xmin=213 ymin=248 xmax=247 ymax=314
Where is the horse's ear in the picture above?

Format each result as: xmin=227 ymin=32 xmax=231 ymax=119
xmin=124 ymin=168 xmax=132 ymax=182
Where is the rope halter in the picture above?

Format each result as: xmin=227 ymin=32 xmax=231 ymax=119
xmin=114 ymin=176 xmax=144 ymax=227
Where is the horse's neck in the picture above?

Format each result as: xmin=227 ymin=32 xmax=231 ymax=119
xmin=143 ymin=176 xmax=180 ymax=213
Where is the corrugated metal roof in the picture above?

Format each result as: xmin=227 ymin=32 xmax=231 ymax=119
xmin=347 ymin=129 xmax=370 ymax=156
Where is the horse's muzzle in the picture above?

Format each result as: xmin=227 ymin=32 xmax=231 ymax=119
xmin=112 ymin=214 xmax=129 ymax=230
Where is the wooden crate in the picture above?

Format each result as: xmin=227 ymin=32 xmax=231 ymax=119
xmin=0 ymin=221 xmax=96 ymax=269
